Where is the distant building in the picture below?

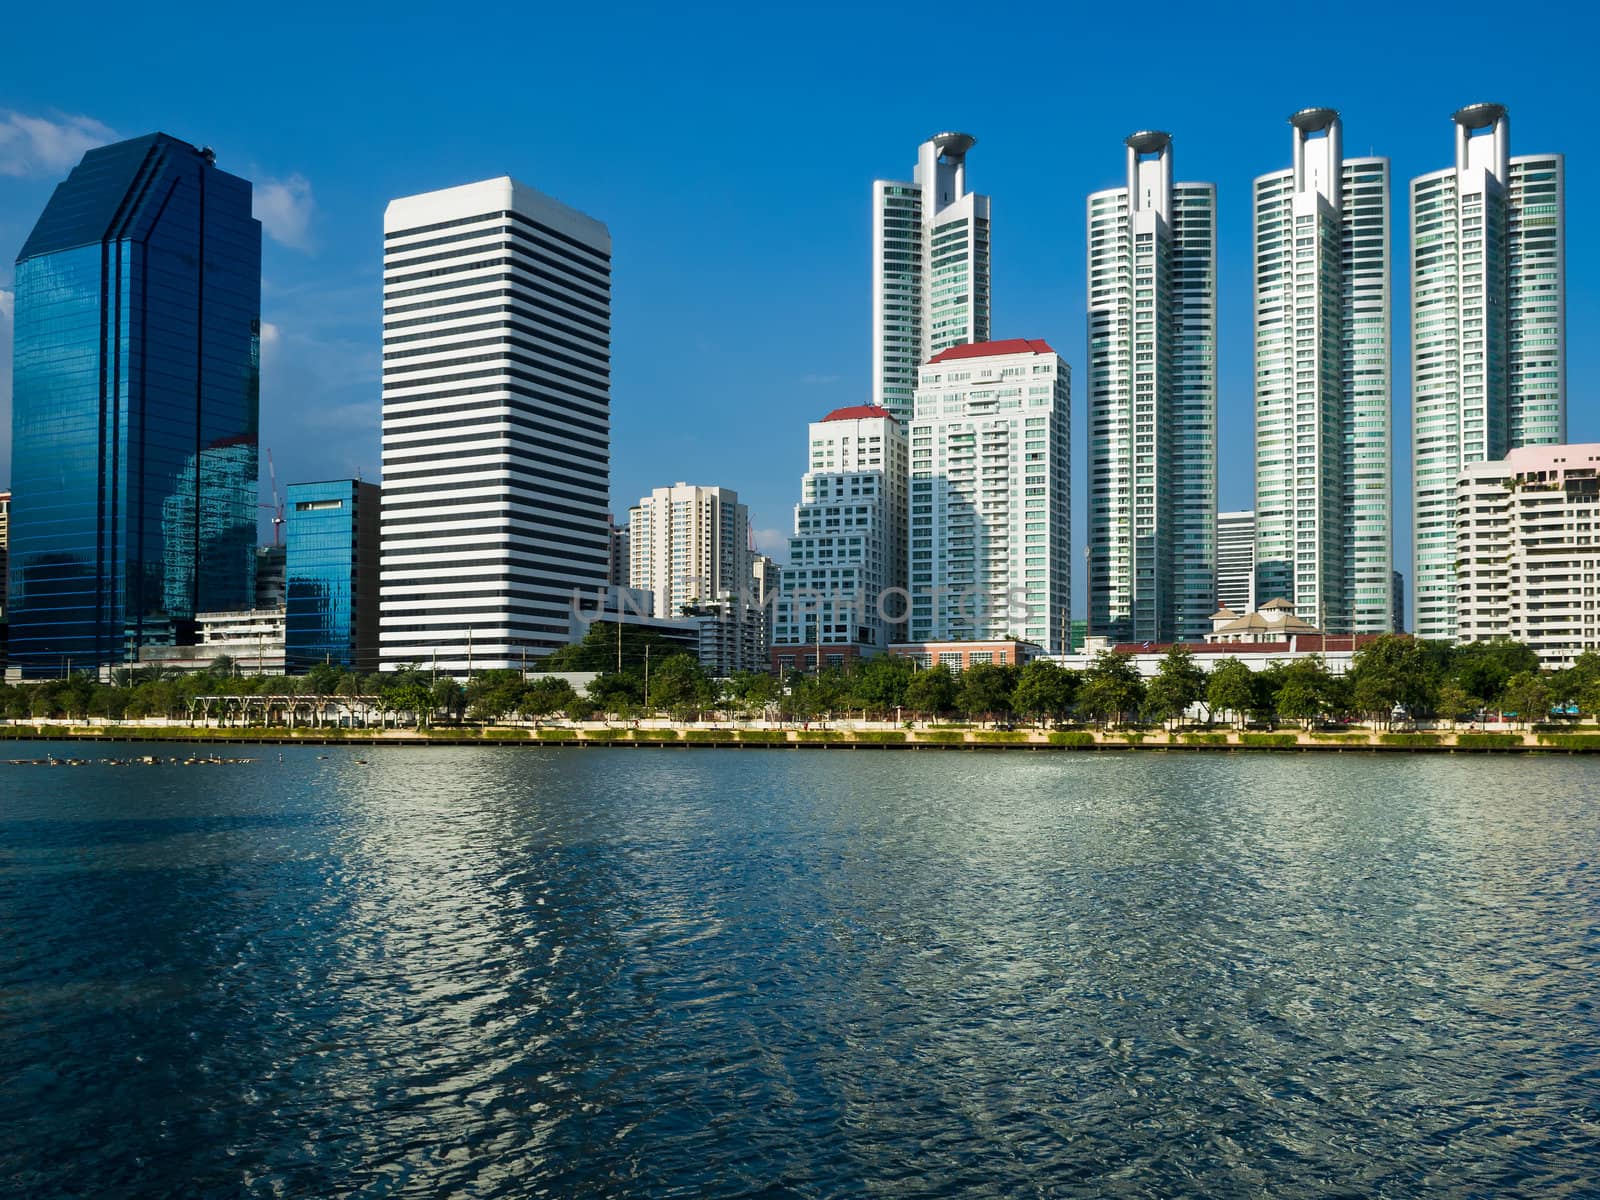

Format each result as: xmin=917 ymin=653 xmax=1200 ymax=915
xmin=1206 ymin=598 xmax=1323 ymax=644
xmin=1412 ymin=104 xmax=1565 ymax=640
xmin=888 ymin=639 xmax=1043 ymax=673
xmin=629 ymin=483 xmax=754 ymax=619
xmin=1216 ymin=511 xmax=1256 ymax=614
xmin=772 ymin=405 xmax=907 ymax=666
xmin=379 ymin=177 xmax=612 ymax=675
xmin=1457 ymin=444 xmax=1600 ymax=668
xmin=1057 ymin=634 xmax=1380 ymax=679
xmin=872 ymin=133 xmax=990 ymax=422
xmin=0 ymin=490 xmax=10 ymax=622
xmin=140 ymin=608 xmax=285 ymax=675
xmin=285 ymin=481 xmax=381 ymax=673
xmin=909 ymin=341 xmax=1070 ymax=652
xmin=1392 ymin=570 xmax=1406 ymax=634
xmin=609 ymin=518 xmax=630 ymax=589
xmin=8 ymin=134 xmax=261 ymax=676
xmin=254 ymin=546 xmax=286 ymax=610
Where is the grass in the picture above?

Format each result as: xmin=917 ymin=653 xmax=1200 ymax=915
xmin=537 ymin=729 xmax=578 ymax=741
xmin=581 ymin=728 xmax=627 ymax=741
xmin=914 ymin=730 xmax=966 ymax=745
xmin=793 ymin=731 xmax=847 ymax=743
xmin=628 ymin=729 xmax=681 ymax=741
xmin=1378 ymin=732 xmax=1442 ymax=747
xmin=736 ymin=730 xmax=788 ymax=744
xmin=1309 ymin=733 xmax=1368 ymax=744
xmin=1182 ymin=732 xmax=1230 ymax=746
xmin=849 ymin=731 xmax=907 ymax=744
xmin=682 ymin=729 xmax=726 ymax=742
xmin=971 ymin=730 xmax=1030 ymax=744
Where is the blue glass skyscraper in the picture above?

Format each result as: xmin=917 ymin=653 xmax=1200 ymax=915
xmin=7 ymin=134 xmax=261 ymax=676
xmin=284 ymin=480 xmax=380 ymax=673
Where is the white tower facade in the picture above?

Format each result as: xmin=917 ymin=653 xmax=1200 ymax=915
xmin=628 ymin=483 xmax=753 ymax=619
xmin=1087 ymin=132 xmax=1217 ymax=644
xmin=1254 ymin=109 xmax=1392 ymax=634
xmin=772 ymin=406 xmax=908 ymax=659
xmin=1412 ymin=103 xmax=1565 ymax=639
xmin=872 ymin=133 xmax=991 ymax=422
xmin=379 ymin=178 xmax=612 ymax=675
xmin=1215 ymin=510 xmax=1256 ymax=614
xmin=908 ymin=340 xmax=1070 ymax=652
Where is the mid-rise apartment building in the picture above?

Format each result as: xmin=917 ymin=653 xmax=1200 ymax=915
xmin=908 ymin=340 xmax=1070 ymax=652
xmin=771 ymin=405 xmax=908 ymax=663
xmin=1457 ymin=444 xmax=1600 ymax=669
xmin=1216 ymin=510 xmax=1257 ymax=615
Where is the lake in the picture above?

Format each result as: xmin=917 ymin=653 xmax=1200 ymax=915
xmin=2 ymin=744 xmax=1598 ymax=1196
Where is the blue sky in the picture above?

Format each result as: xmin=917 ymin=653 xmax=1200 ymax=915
xmin=0 ymin=0 xmax=1594 ymax=606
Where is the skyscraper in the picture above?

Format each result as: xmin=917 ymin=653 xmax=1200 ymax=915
xmin=907 ymin=340 xmax=1070 ymax=653
xmin=871 ymin=133 xmax=991 ymax=422
xmin=1215 ymin=510 xmax=1256 ymax=614
xmin=8 ymin=134 xmax=260 ymax=677
xmin=1087 ymin=132 xmax=1217 ymax=644
xmin=379 ymin=177 xmax=612 ymax=675
xmin=285 ymin=480 xmax=381 ymax=673
xmin=1411 ymin=103 xmax=1564 ymax=639
xmin=628 ymin=483 xmax=753 ymax=619
xmin=1253 ymin=109 xmax=1392 ymax=633
xmin=772 ymin=405 xmax=908 ymax=664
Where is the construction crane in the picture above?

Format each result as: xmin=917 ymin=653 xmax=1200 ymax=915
xmin=257 ymin=448 xmax=286 ymax=546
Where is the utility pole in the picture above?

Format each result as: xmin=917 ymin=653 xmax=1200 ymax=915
xmin=644 ymin=643 xmax=651 ymax=713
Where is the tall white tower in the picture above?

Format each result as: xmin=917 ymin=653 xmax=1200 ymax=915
xmin=627 ymin=484 xmax=753 ymax=619
xmin=1253 ymin=109 xmax=1392 ymax=633
xmin=1087 ymin=132 xmax=1217 ymax=644
xmin=871 ymin=133 xmax=991 ymax=422
xmin=379 ymin=177 xmax=612 ymax=675
xmin=1411 ymin=103 xmax=1565 ymax=640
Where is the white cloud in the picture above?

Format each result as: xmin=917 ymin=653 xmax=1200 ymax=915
xmin=254 ymin=174 xmax=315 ymax=251
xmin=0 ymin=111 xmax=117 ymax=177
xmin=258 ymin=320 xmax=281 ymax=348
xmin=753 ymin=528 xmax=789 ymax=562
xmin=0 ymin=288 xmax=13 ymax=320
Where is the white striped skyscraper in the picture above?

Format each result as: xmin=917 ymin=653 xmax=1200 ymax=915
xmin=379 ymin=178 xmax=612 ymax=674
xmin=1253 ymin=109 xmax=1392 ymax=633
xmin=871 ymin=133 xmax=991 ymax=422
xmin=1411 ymin=103 xmax=1564 ymax=639
xmin=1087 ymin=132 xmax=1217 ymax=643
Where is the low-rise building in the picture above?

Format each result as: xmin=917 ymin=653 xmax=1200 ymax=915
xmin=139 ymin=607 xmax=286 ymax=675
xmin=1457 ymin=444 xmax=1600 ymax=668
xmin=889 ymin=639 xmax=1043 ymax=673
xmin=1206 ymin=598 xmax=1322 ymax=644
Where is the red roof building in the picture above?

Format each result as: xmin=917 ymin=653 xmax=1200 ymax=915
xmin=820 ymin=404 xmax=897 ymax=423
xmin=927 ymin=338 xmax=1055 ymax=363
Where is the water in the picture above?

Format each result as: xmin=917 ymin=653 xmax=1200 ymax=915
xmin=2 ymin=744 xmax=1599 ymax=1197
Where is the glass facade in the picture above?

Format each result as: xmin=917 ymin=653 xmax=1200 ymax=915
xmin=8 ymin=134 xmax=261 ymax=676
xmin=284 ymin=481 xmax=380 ymax=673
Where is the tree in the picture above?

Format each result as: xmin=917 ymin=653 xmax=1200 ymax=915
xmin=1503 ymin=671 xmax=1552 ymax=729
xmin=381 ymin=670 xmax=434 ymax=728
xmin=1435 ymin=681 xmax=1473 ymax=724
xmin=1012 ymin=660 xmax=1078 ymax=726
xmin=431 ymin=678 xmax=466 ymax=724
xmin=521 ymin=676 xmax=578 ymax=718
xmin=643 ymin=653 xmax=713 ymax=717
xmin=1273 ymin=656 xmax=1331 ymax=727
xmin=847 ymin=654 xmax=913 ymax=716
xmin=904 ymin=665 xmax=957 ymax=718
xmin=1145 ymin=646 xmax=1207 ymax=728
xmin=1077 ymin=652 xmax=1146 ymax=727
xmin=723 ymin=671 xmax=781 ymax=716
xmin=1206 ymin=658 xmax=1256 ymax=728
xmin=1348 ymin=635 xmax=1433 ymax=726
xmin=957 ymin=662 xmax=1017 ymax=724
xmin=465 ymin=669 xmax=525 ymax=721
xmin=1452 ymin=640 xmax=1540 ymax=708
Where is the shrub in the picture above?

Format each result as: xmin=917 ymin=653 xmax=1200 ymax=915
xmin=737 ymin=730 xmax=788 ymax=744
xmin=629 ymin=729 xmax=680 ymax=741
xmin=1453 ymin=733 xmax=1521 ymax=750
xmin=1048 ymin=731 xmax=1097 ymax=747
xmin=1535 ymin=733 xmax=1600 ymax=751
xmin=1378 ymin=732 xmax=1442 ymax=747
xmin=1309 ymin=733 xmax=1367 ymax=744
xmin=915 ymin=730 xmax=966 ymax=745
xmin=479 ymin=728 xmax=529 ymax=741
xmin=582 ymin=728 xmax=627 ymax=741
xmin=682 ymin=729 xmax=725 ymax=742
xmin=536 ymin=729 xmax=578 ymax=741
xmin=971 ymin=730 xmax=1029 ymax=744
xmin=851 ymin=731 xmax=907 ymax=744
xmin=1240 ymin=733 xmax=1299 ymax=749
xmin=1182 ymin=733 xmax=1230 ymax=746
xmin=793 ymin=730 xmax=847 ymax=743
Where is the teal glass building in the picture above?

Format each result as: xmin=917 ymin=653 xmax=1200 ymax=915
xmin=8 ymin=134 xmax=261 ymax=676
xmin=284 ymin=481 xmax=380 ymax=673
